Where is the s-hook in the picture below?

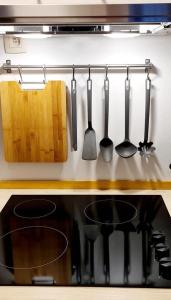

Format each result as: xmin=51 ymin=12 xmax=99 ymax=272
xmin=126 ymin=65 xmax=129 ymax=80
xmin=18 ymin=65 xmax=47 ymax=86
xmin=88 ymin=65 xmax=91 ymax=80
xmin=105 ymin=65 xmax=108 ymax=80
xmin=42 ymin=64 xmax=47 ymax=84
xmin=18 ymin=66 xmax=23 ymax=84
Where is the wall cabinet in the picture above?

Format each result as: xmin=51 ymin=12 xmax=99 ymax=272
xmin=0 ymin=1 xmax=170 ymax=5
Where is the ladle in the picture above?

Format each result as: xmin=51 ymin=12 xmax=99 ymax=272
xmin=115 ymin=67 xmax=137 ymax=158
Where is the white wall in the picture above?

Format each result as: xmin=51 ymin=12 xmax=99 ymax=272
xmin=0 ymin=34 xmax=171 ymax=181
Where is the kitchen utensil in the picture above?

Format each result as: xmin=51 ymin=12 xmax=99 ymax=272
xmin=101 ymin=225 xmax=113 ymax=285
xmin=84 ymin=225 xmax=99 ymax=284
xmin=115 ymin=68 xmax=137 ymax=158
xmin=138 ymin=70 xmax=155 ymax=157
xmin=116 ymin=222 xmax=135 ymax=285
xmin=142 ymin=229 xmax=151 ymax=284
xmin=100 ymin=68 xmax=113 ymax=162
xmin=137 ymin=222 xmax=153 ymax=284
xmin=71 ymin=221 xmax=81 ymax=284
xmin=136 ymin=199 xmax=160 ymax=285
xmin=82 ymin=68 xmax=97 ymax=160
xmin=71 ymin=67 xmax=77 ymax=151
xmin=0 ymin=81 xmax=67 ymax=162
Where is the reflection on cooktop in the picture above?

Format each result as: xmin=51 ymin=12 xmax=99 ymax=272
xmin=0 ymin=194 xmax=171 ymax=287
xmin=13 ymin=199 xmax=56 ymax=219
xmin=0 ymin=226 xmax=68 ymax=269
xmin=84 ymin=199 xmax=137 ymax=225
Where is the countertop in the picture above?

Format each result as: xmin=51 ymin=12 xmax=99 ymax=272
xmin=0 ymin=189 xmax=171 ymax=300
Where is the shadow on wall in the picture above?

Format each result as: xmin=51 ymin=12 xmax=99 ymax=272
xmin=114 ymin=156 xmax=141 ymax=180
xmin=96 ymin=152 xmax=114 ymax=180
xmin=95 ymin=153 xmax=163 ymax=181
xmin=140 ymin=154 xmax=163 ymax=181
xmin=115 ymin=154 xmax=163 ymax=181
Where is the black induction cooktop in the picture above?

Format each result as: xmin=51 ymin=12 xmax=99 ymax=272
xmin=0 ymin=194 xmax=171 ymax=287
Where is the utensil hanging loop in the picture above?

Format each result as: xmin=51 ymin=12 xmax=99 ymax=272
xmin=105 ymin=65 xmax=108 ymax=80
xmin=146 ymin=66 xmax=150 ymax=80
xmin=88 ymin=65 xmax=91 ymax=80
xmin=42 ymin=64 xmax=47 ymax=83
xmin=126 ymin=66 xmax=129 ymax=80
xmin=72 ymin=64 xmax=75 ymax=80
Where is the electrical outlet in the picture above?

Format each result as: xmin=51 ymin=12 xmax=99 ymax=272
xmin=3 ymin=36 xmax=26 ymax=54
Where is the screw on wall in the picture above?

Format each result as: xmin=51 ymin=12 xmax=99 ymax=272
xmin=6 ymin=60 xmax=11 ymax=74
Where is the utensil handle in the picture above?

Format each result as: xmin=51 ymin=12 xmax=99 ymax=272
xmin=142 ymin=230 xmax=148 ymax=281
xmin=87 ymin=79 xmax=92 ymax=128
xmin=71 ymin=79 xmax=77 ymax=151
xmin=103 ymin=235 xmax=110 ymax=284
xmin=124 ymin=231 xmax=130 ymax=284
xmin=144 ymin=78 xmax=151 ymax=142
xmin=125 ymin=79 xmax=130 ymax=141
xmin=104 ymin=79 xmax=109 ymax=138
xmin=90 ymin=240 xmax=95 ymax=284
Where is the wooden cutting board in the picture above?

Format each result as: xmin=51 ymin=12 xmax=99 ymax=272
xmin=0 ymin=81 xmax=68 ymax=162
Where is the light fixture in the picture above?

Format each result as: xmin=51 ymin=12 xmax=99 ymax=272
xmin=105 ymin=32 xmax=140 ymax=38
xmin=0 ymin=26 xmax=14 ymax=34
xmin=139 ymin=24 xmax=164 ymax=34
xmin=14 ymin=33 xmax=52 ymax=39
xmin=43 ymin=26 xmax=50 ymax=32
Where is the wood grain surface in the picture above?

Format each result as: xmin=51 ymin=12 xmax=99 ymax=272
xmin=0 ymin=81 xmax=67 ymax=162
xmin=9 ymin=217 xmax=71 ymax=284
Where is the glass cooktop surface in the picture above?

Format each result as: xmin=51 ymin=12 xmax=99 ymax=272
xmin=0 ymin=194 xmax=171 ymax=287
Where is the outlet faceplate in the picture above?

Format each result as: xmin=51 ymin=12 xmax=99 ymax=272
xmin=3 ymin=36 xmax=26 ymax=54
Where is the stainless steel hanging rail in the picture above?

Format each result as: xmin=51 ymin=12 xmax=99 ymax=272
xmin=2 ymin=59 xmax=152 ymax=73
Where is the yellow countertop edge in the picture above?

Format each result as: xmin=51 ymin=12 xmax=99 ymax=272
xmin=0 ymin=180 xmax=171 ymax=189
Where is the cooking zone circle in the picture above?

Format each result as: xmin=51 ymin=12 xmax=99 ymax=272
xmin=84 ymin=199 xmax=137 ymax=225
xmin=0 ymin=226 xmax=68 ymax=270
xmin=13 ymin=199 xmax=56 ymax=219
